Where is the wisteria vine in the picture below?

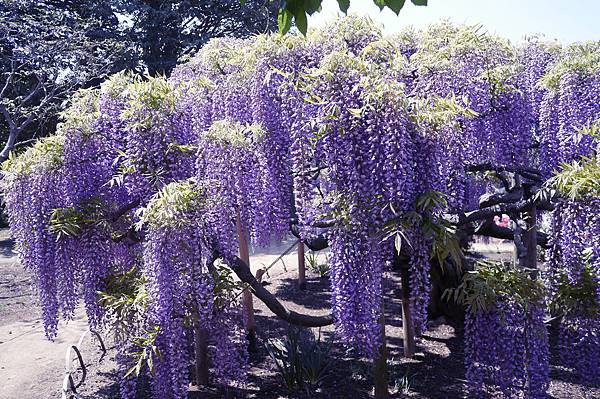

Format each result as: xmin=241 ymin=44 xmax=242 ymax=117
xmin=1 ymin=16 xmax=599 ymax=397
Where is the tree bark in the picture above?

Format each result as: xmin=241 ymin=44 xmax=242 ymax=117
xmin=218 ymin=252 xmax=334 ymax=327
xmin=298 ymin=241 xmax=306 ymax=290
xmin=519 ymin=207 xmax=538 ymax=274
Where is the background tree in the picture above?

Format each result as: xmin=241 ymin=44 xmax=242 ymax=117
xmin=0 ymin=0 xmax=278 ymax=162
xmin=117 ymin=0 xmax=279 ymax=75
xmin=0 ymin=1 xmax=129 ymax=162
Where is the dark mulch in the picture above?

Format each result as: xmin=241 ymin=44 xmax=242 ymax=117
xmin=239 ymin=268 xmax=600 ymax=399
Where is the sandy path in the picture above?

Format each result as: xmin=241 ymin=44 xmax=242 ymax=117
xmin=0 ymin=236 xmax=307 ymax=399
xmin=0 ymin=311 xmax=92 ymax=399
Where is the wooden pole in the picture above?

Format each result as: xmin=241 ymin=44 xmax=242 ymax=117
xmin=400 ymin=265 xmax=416 ymax=358
xmin=194 ymin=324 xmax=209 ymax=386
xmin=236 ymin=211 xmax=257 ymax=352
xmin=298 ymin=241 xmax=306 ymax=290
xmin=519 ymin=207 xmax=538 ymax=273
xmin=373 ymin=302 xmax=389 ymax=398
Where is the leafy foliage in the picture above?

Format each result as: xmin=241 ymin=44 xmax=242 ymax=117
xmin=548 ymin=121 xmax=600 ymax=200
xmin=549 ymin=252 xmax=599 ymax=318
xmin=443 ymin=261 xmax=545 ymax=314
xmin=48 ymin=199 xmax=108 ymax=239
xmin=538 ymin=42 xmax=600 ymax=91
xmin=1 ymin=135 xmax=64 ymax=176
xmin=137 ymin=179 xmax=207 ymax=231
xmin=382 ymin=191 xmax=463 ymax=269
xmin=98 ymin=267 xmax=149 ymax=341
xmin=277 ymin=0 xmax=428 ymax=35
xmin=306 ymin=251 xmax=330 ymax=278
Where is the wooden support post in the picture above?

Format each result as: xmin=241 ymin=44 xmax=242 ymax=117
xmin=236 ymin=211 xmax=257 ymax=352
xmin=373 ymin=302 xmax=389 ymax=398
xmin=298 ymin=241 xmax=306 ymax=290
xmin=194 ymin=324 xmax=209 ymax=387
xmin=400 ymin=265 xmax=416 ymax=358
xmin=519 ymin=207 xmax=538 ymax=273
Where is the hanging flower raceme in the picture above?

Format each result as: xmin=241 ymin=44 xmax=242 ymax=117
xmin=196 ymin=120 xmax=291 ymax=248
xmin=453 ymin=262 xmax=549 ymax=399
xmin=138 ymin=179 xmax=247 ymax=399
xmin=518 ymin=41 xmax=559 ymax=131
xmin=119 ymin=76 xmax=197 ymax=200
xmin=545 ymin=197 xmax=600 ymax=384
xmin=2 ymin=136 xmax=66 ymax=338
xmin=54 ymin=83 xmax=138 ymax=326
xmin=2 ymin=81 xmax=145 ymax=333
xmin=538 ymin=43 xmax=600 ymax=175
xmin=285 ymin=48 xmax=423 ymax=354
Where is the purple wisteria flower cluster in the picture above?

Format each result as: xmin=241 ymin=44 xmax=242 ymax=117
xmin=546 ymin=200 xmax=600 ymax=385
xmin=459 ymin=264 xmax=549 ymax=398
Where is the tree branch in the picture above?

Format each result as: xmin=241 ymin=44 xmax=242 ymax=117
xmin=110 ymin=197 xmax=141 ymax=222
xmin=468 ymin=218 xmax=549 ymax=248
xmin=457 ymin=194 xmax=553 ymax=227
xmin=290 ymin=224 xmax=329 ymax=251
xmin=217 ymin=251 xmax=334 ymax=327
xmin=479 ymin=187 xmax=523 ymax=208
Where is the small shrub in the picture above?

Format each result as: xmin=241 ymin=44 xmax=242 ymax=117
xmin=306 ymin=251 xmax=330 ymax=278
xmin=393 ymin=369 xmax=416 ymax=394
xmin=266 ymin=327 xmax=333 ymax=392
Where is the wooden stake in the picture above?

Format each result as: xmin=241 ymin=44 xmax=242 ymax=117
xmin=373 ymin=302 xmax=389 ymax=398
xmin=236 ymin=211 xmax=257 ymax=352
xmin=194 ymin=324 xmax=209 ymax=387
xmin=400 ymin=265 xmax=416 ymax=358
xmin=297 ymin=241 xmax=306 ymax=290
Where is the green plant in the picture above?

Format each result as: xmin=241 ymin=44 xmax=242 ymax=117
xmin=98 ymin=267 xmax=149 ymax=340
xmin=126 ymin=325 xmax=162 ymax=377
xmin=266 ymin=326 xmax=333 ymax=392
xmin=442 ymin=260 xmax=545 ymax=314
xmin=381 ymin=191 xmax=463 ymax=269
xmin=549 ymin=249 xmax=599 ymax=318
xmin=393 ymin=369 xmax=416 ymax=394
xmin=306 ymin=251 xmax=330 ymax=278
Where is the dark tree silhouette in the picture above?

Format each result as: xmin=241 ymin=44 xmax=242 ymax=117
xmin=0 ymin=0 xmax=277 ymax=161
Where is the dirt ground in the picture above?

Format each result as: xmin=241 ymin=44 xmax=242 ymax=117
xmin=0 ymin=233 xmax=598 ymax=399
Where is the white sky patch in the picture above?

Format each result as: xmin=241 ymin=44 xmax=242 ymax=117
xmin=309 ymin=0 xmax=600 ymax=44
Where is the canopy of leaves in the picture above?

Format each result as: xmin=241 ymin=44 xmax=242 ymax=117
xmin=1 ymin=135 xmax=64 ymax=177
xmin=138 ymin=179 xmax=207 ymax=230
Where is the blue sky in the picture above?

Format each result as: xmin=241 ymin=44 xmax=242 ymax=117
xmin=308 ymin=0 xmax=600 ymax=43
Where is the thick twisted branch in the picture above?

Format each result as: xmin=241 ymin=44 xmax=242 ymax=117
xmin=469 ymin=218 xmax=549 ymax=248
xmin=217 ymin=251 xmax=334 ymax=327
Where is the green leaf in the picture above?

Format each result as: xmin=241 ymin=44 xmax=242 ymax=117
xmin=373 ymin=0 xmax=386 ymax=10
xmin=278 ymin=7 xmax=294 ymax=34
xmin=411 ymin=0 xmax=427 ymax=5
xmin=295 ymin=9 xmax=309 ymax=36
xmin=347 ymin=107 xmax=363 ymax=118
xmin=395 ymin=233 xmax=402 ymax=255
xmin=305 ymin=0 xmax=323 ymax=14
xmin=385 ymin=0 xmax=406 ymax=14
xmin=337 ymin=0 xmax=350 ymax=13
